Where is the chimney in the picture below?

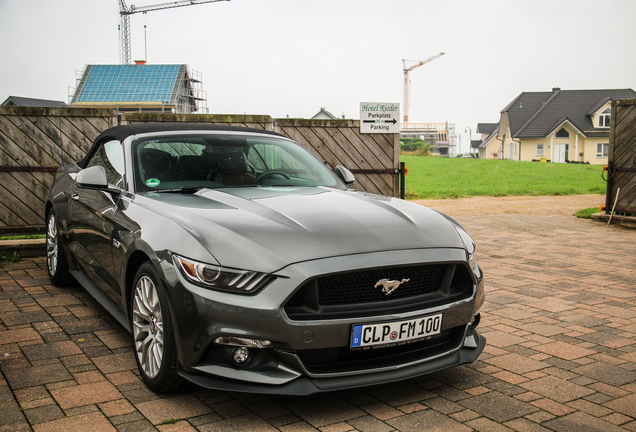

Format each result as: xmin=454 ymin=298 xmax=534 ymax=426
xmin=552 ymin=87 xmax=561 ymax=92
xmin=135 ymin=60 xmax=147 ymax=65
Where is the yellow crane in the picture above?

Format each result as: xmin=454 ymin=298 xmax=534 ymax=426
xmin=118 ymin=0 xmax=229 ymax=64
xmin=402 ymin=52 xmax=445 ymax=123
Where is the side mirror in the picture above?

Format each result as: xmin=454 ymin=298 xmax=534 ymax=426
xmin=76 ymin=166 xmax=108 ymax=189
xmin=334 ymin=165 xmax=355 ymax=185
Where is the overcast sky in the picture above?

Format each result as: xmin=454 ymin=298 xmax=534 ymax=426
xmin=1 ymin=0 xmax=635 ymax=153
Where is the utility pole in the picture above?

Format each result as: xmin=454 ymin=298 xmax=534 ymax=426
xmin=118 ymin=0 xmax=228 ymax=64
xmin=402 ymin=52 xmax=444 ymax=123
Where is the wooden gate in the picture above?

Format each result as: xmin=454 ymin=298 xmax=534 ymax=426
xmin=606 ymin=99 xmax=636 ymax=216
xmin=0 ymin=107 xmax=117 ymax=228
xmin=274 ymin=119 xmax=399 ymax=196
xmin=0 ymin=110 xmax=399 ymax=229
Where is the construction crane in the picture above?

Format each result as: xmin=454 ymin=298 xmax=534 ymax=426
xmin=118 ymin=0 xmax=228 ymax=65
xmin=402 ymin=52 xmax=445 ymax=123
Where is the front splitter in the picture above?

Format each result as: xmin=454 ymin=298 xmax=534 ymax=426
xmin=178 ymin=334 xmax=486 ymax=396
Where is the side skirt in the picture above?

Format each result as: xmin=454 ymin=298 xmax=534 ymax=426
xmin=69 ymin=269 xmax=131 ymax=332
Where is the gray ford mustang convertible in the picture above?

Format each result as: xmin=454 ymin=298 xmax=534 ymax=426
xmin=45 ymin=123 xmax=485 ymax=395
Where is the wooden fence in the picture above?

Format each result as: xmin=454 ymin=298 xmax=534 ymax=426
xmin=274 ymin=119 xmax=399 ymax=197
xmin=0 ymin=107 xmax=117 ymax=229
xmin=0 ymin=109 xmax=399 ymax=229
xmin=606 ymin=99 xmax=636 ymax=216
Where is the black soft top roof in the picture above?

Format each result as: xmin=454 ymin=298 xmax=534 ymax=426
xmin=94 ymin=122 xmax=282 ymax=143
xmin=80 ymin=122 xmax=283 ymax=168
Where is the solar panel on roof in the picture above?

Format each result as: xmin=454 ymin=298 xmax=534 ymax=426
xmin=74 ymin=65 xmax=182 ymax=104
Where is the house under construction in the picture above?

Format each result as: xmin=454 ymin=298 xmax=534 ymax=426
xmin=69 ymin=62 xmax=207 ymax=114
xmin=400 ymin=122 xmax=455 ymax=156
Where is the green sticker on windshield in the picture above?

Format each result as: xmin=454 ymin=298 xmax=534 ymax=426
xmin=146 ymin=178 xmax=160 ymax=187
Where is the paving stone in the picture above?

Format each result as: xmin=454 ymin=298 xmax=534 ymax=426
xmin=57 ymin=317 xmax=114 ymax=335
xmin=197 ymin=413 xmax=278 ymax=432
xmin=421 ymin=396 xmax=464 ymax=414
xmin=482 ymin=330 xmax=526 ymax=348
xmin=156 ymin=420 xmax=199 ymax=432
xmin=520 ymin=376 xmax=595 ymax=403
xmin=0 ymin=327 xmax=41 ymax=345
xmin=365 ymin=381 xmax=435 ymax=405
xmin=278 ymin=422 xmax=319 ymax=432
xmin=359 ymin=401 xmax=403 ymax=420
xmin=466 ymin=416 xmax=515 ymax=432
xmin=50 ymin=380 xmax=123 ymax=410
xmin=487 ymin=353 xmax=548 ymax=375
xmin=1 ymin=310 xmax=51 ymax=326
xmin=115 ymin=418 xmax=156 ymax=432
xmin=533 ymin=341 xmax=597 ymax=360
xmin=543 ymin=411 xmax=628 ymax=432
xmin=346 ymin=415 xmax=393 ymax=432
xmin=31 ymin=411 xmax=116 ymax=432
xmin=602 ymin=393 xmax=636 ymax=418
xmin=22 ymin=340 xmax=83 ymax=361
xmin=484 ymin=380 xmax=526 ymax=396
xmin=0 ymin=384 xmax=31 ymax=432
xmin=503 ymin=417 xmax=553 ymax=432
xmin=209 ymin=399 xmax=251 ymax=419
xmin=571 ymin=362 xmax=636 ymax=386
xmin=109 ymin=411 xmax=145 ymax=426
xmin=459 ymin=391 xmax=538 ymax=422
xmin=3 ymin=362 xmax=72 ymax=390
xmin=24 ymin=403 xmax=65 ymax=425
xmin=266 ymin=414 xmax=303 ymax=428
xmin=99 ymin=399 xmax=136 ymax=417
xmin=136 ymin=393 xmax=212 ymax=425
xmin=287 ymin=397 xmax=364 ymax=428
xmin=92 ymin=352 xmax=137 ymax=374
xmin=429 ymin=365 xmax=497 ymax=390
xmin=386 ymin=409 xmax=472 ymax=432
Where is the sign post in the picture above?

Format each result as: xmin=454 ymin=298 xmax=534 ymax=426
xmin=360 ymin=102 xmax=400 ymax=134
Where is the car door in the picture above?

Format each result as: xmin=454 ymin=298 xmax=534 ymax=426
xmin=69 ymin=140 xmax=126 ymax=305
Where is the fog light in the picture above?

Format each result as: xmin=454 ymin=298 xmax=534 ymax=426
xmin=468 ymin=312 xmax=481 ymax=330
xmin=232 ymin=347 xmax=250 ymax=364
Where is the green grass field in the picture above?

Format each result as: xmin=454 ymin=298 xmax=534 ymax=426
xmin=401 ymin=156 xmax=606 ymax=200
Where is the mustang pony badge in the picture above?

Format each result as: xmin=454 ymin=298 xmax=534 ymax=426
xmin=375 ymin=278 xmax=410 ymax=295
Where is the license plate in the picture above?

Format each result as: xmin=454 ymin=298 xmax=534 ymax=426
xmin=351 ymin=313 xmax=443 ymax=348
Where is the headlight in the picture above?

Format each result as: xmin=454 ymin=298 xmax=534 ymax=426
xmin=174 ymin=255 xmax=274 ymax=294
xmin=454 ymin=226 xmax=477 ymax=269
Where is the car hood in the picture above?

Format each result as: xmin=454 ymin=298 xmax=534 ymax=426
xmin=136 ymin=187 xmax=465 ymax=272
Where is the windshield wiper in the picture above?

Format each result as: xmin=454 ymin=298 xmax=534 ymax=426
xmin=215 ymin=184 xmax=261 ymax=189
xmin=154 ymin=186 xmax=204 ymax=194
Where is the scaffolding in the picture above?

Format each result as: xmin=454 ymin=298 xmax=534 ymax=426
xmin=400 ymin=122 xmax=455 ymax=156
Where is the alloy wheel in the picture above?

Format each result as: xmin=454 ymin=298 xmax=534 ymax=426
xmin=46 ymin=213 xmax=58 ymax=276
xmin=132 ymin=275 xmax=164 ymax=379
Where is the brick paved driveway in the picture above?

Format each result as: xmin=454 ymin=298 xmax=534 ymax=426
xmin=1 ymin=211 xmax=635 ymax=432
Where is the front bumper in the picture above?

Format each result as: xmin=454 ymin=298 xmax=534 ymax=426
xmin=179 ymin=329 xmax=485 ymax=395
xmin=160 ymin=248 xmax=486 ymax=394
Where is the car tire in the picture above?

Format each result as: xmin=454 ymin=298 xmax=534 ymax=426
xmin=46 ymin=209 xmax=73 ymax=286
xmin=131 ymin=262 xmax=184 ymax=392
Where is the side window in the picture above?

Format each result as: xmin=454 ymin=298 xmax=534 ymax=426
xmin=596 ymin=143 xmax=609 ymax=158
xmin=85 ymin=140 xmax=125 ymax=187
xmin=598 ymin=108 xmax=611 ymax=128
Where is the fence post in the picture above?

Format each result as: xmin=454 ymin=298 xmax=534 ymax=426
xmin=400 ymin=161 xmax=406 ymax=200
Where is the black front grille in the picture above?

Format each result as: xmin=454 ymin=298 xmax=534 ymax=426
xmin=284 ymin=263 xmax=473 ymax=320
xmin=318 ymin=264 xmax=444 ymax=306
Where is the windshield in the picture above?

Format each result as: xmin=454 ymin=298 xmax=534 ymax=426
xmin=133 ymin=133 xmax=343 ymax=192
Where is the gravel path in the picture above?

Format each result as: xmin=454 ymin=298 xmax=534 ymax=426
xmin=413 ymin=194 xmax=604 ymax=217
